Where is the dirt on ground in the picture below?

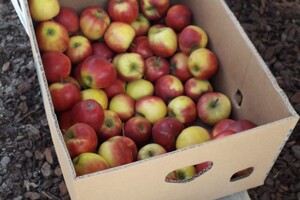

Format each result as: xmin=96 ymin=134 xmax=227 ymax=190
xmin=0 ymin=0 xmax=299 ymax=199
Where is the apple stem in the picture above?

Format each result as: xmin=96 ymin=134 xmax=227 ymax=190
xmin=211 ymin=98 xmax=219 ymax=108
xmin=153 ymin=56 xmax=161 ymax=67
xmin=190 ymin=44 xmax=200 ymax=53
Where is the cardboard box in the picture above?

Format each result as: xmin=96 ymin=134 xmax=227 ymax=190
xmin=14 ymin=0 xmax=299 ymax=199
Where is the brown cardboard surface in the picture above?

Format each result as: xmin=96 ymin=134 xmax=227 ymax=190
xmin=19 ymin=0 xmax=299 ymax=199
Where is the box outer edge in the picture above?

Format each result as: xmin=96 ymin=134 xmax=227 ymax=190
xmin=16 ymin=0 xmax=300 ymax=200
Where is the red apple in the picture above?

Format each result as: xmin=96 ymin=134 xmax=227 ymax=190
xmin=35 ymin=20 xmax=70 ymax=52
xmin=130 ymin=13 xmax=150 ymax=37
xmin=228 ymin=119 xmax=257 ymax=133
xmin=108 ymin=0 xmax=139 ymax=24
xmin=170 ymin=52 xmax=192 ymax=82
xmin=79 ymin=6 xmax=111 ymax=40
xmin=49 ymin=82 xmax=81 ymax=112
xmin=72 ymin=63 xmax=86 ymax=89
xmin=103 ymin=78 xmax=126 ymax=99
xmin=92 ymin=42 xmax=115 ymax=60
xmin=152 ymin=117 xmax=184 ymax=152
xmin=212 ymin=130 xmax=236 ymax=140
xmin=129 ymin=36 xmax=154 ymax=59
xmin=54 ymin=7 xmax=79 ymax=35
xmin=64 ymin=123 xmax=98 ymax=159
xmin=140 ymin=0 xmax=170 ymax=21
xmin=81 ymin=55 xmax=117 ymax=89
xmin=114 ymin=53 xmax=145 ymax=82
xmin=148 ymin=24 xmax=177 ymax=57
xmin=124 ymin=116 xmax=152 ymax=148
xmin=145 ymin=56 xmax=170 ymax=83
xmin=98 ymin=110 xmax=123 ymax=142
xmin=73 ymin=152 xmax=109 ymax=176
xmin=98 ymin=136 xmax=134 ymax=168
xmin=179 ymin=25 xmax=208 ymax=55
xmin=188 ymin=48 xmax=218 ymax=80
xmin=165 ymin=4 xmax=192 ymax=32
xmin=71 ymin=99 xmax=105 ymax=131
xmin=155 ymin=75 xmax=184 ymax=103
xmin=197 ymin=92 xmax=232 ymax=126
xmin=66 ymin=35 xmax=92 ymax=64
xmin=58 ymin=109 xmax=73 ymax=133
xmin=195 ymin=161 xmax=213 ymax=174
xmin=137 ymin=143 xmax=167 ymax=160
xmin=184 ymin=78 xmax=213 ymax=102
xmin=211 ymin=119 xmax=236 ymax=138
xmin=167 ymin=96 xmax=197 ymax=126
xmin=135 ymin=96 xmax=167 ymax=124
xmin=109 ymin=93 xmax=135 ymax=121
xmin=42 ymin=51 xmax=71 ymax=84
xmin=104 ymin=22 xmax=136 ymax=53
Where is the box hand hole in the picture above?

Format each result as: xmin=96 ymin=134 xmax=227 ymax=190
xmin=233 ymin=89 xmax=243 ymax=107
xmin=165 ymin=161 xmax=213 ymax=183
xmin=230 ymin=167 xmax=254 ymax=182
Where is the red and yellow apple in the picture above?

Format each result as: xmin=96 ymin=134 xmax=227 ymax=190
xmin=104 ymin=22 xmax=136 ymax=53
xmin=179 ymin=25 xmax=208 ymax=55
xmin=148 ymin=24 xmax=177 ymax=57
xmin=35 ymin=21 xmax=70 ymax=52
xmin=64 ymin=123 xmax=98 ymax=159
xmin=140 ymin=0 xmax=169 ymax=21
xmin=81 ymin=88 xmax=108 ymax=110
xmin=135 ymin=96 xmax=167 ymax=124
xmin=109 ymin=93 xmax=135 ymax=121
xmin=73 ymin=152 xmax=109 ymax=176
xmin=197 ymin=92 xmax=232 ymax=126
xmin=155 ymin=75 xmax=184 ymax=103
xmin=79 ymin=6 xmax=111 ymax=40
xmin=145 ymin=56 xmax=170 ymax=83
xmin=130 ymin=13 xmax=150 ymax=37
xmin=188 ymin=48 xmax=218 ymax=80
xmin=137 ymin=143 xmax=167 ymax=160
xmin=129 ymin=36 xmax=154 ymax=59
xmin=66 ymin=35 xmax=92 ymax=64
xmin=98 ymin=110 xmax=123 ymax=142
xmin=184 ymin=78 xmax=213 ymax=102
xmin=167 ymin=95 xmax=197 ymax=126
xmin=170 ymin=52 xmax=192 ymax=82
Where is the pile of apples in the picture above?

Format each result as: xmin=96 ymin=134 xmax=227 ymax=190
xmin=29 ymin=0 xmax=256 ymax=180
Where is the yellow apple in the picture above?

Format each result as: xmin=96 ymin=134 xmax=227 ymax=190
xmin=176 ymin=126 xmax=211 ymax=149
xmin=29 ymin=0 xmax=60 ymax=21
xmin=126 ymin=79 xmax=154 ymax=100
xmin=81 ymin=88 xmax=108 ymax=110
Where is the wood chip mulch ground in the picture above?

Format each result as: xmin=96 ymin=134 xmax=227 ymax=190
xmin=0 ymin=0 xmax=299 ymax=199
